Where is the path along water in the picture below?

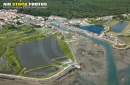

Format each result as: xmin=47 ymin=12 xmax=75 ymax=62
xmin=51 ymin=23 xmax=119 ymax=85
xmin=0 ymin=45 xmax=14 ymax=74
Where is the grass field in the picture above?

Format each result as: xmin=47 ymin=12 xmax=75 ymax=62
xmin=122 ymin=21 xmax=130 ymax=35
xmin=119 ymin=36 xmax=130 ymax=45
xmin=58 ymin=39 xmax=73 ymax=60
xmin=0 ymin=63 xmax=9 ymax=71
xmin=103 ymin=19 xmax=120 ymax=27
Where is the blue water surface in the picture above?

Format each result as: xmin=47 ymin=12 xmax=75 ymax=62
xmin=110 ymin=22 xmax=128 ymax=33
xmin=76 ymin=25 xmax=104 ymax=34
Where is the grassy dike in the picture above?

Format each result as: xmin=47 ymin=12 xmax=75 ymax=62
xmin=0 ymin=26 xmax=73 ymax=76
xmin=58 ymin=39 xmax=73 ymax=61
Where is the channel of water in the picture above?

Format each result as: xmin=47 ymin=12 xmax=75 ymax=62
xmin=51 ymin=23 xmax=119 ymax=85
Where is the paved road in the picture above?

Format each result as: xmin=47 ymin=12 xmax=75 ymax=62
xmin=0 ymin=65 xmax=71 ymax=82
xmin=62 ymin=33 xmax=78 ymax=64
xmin=67 ymin=42 xmax=78 ymax=64
xmin=0 ymin=46 xmax=72 ymax=82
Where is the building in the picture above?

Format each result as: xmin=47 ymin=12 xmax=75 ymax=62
xmin=71 ymin=63 xmax=81 ymax=69
xmin=102 ymin=16 xmax=113 ymax=20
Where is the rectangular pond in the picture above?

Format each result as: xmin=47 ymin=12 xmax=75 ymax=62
xmin=25 ymin=66 xmax=59 ymax=76
xmin=110 ymin=22 xmax=128 ymax=33
xmin=75 ymin=25 xmax=104 ymax=34
xmin=16 ymin=38 xmax=65 ymax=68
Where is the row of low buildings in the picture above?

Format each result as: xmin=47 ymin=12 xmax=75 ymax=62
xmin=69 ymin=18 xmax=89 ymax=26
xmin=96 ymin=16 xmax=113 ymax=20
xmin=0 ymin=9 xmax=18 ymax=20
xmin=0 ymin=9 xmax=18 ymax=29
xmin=68 ymin=16 xmax=113 ymax=25
xmin=48 ymin=16 xmax=67 ymax=22
xmin=0 ymin=9 xmax=48 ymax=29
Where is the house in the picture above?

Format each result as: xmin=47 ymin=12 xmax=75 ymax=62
xmin=52 ymin=29 xmax=58 ymax=33
xmin=71 ymin=32 xmax=80 ymax=38
xmin=102 ymin=16 xmax=113 ymax=20
xmin=122 ymin=14 xmax=127 ymax=18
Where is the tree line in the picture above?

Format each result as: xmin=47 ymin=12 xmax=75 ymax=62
xmin=0 ymin=0 xmax=130 ymax=19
